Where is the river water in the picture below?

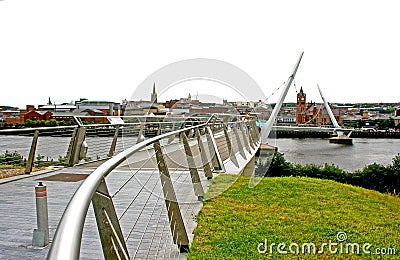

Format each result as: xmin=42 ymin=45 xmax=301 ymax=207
xmin=1 ymin=135 xmax=399 ymax=172
xmin=0 ymin=135 xmax=139 ymax=163
xmin=267 ymin=138 xmax=400 ymax=172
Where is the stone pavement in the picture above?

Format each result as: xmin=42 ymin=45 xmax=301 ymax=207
xmin=0 ymin=164 xmax=210 ymax=259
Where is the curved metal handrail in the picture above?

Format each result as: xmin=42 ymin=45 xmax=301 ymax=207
xmin=46 ymin=122 xmax=208 ymax=260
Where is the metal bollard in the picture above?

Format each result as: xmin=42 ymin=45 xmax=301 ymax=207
xmin=32 ymin=182 xmax=49 ymax=247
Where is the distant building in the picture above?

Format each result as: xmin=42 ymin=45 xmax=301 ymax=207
xmin=201 ymin=105 xmax=230 ymax=114
xmin=165 ymin=99 xmax=179 ymax=108
xmin=277 ymin=115 xmax=296 ymax=124
xmin=0 ymin=109 xmax=22 ymax=126
xmin=234 ymin=101 xmax=256 ymax=108
xmin=277 ymin=104 xmax=296 ymax=124
xmin=75 ymin=99 xmax=121 ymax=116
xmin=296 ymin=87 xmax=342 ymax=125
xmin=24 ymin=110 xmax=52 ymax=122
xmin=125 ymin=83 xmax=160 ymax=116
xmin=253 ymin=105 xmax=272 ymax=120
xmin=38 ymin=104 xmax=76 ymax=112
xmin=0 ymin=105 xmax=36 ymax=126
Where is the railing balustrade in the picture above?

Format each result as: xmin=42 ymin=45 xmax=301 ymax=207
xmin=1 ymin=114 xmax=261 ymax=259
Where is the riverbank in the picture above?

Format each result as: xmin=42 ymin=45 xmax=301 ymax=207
xmin=0 ymin=165 xmax=44 ymax=179
xmin=0 ymin=166 xmax=24 ymax=179
xmin=275 ymin=130 xmax=400 ymax=138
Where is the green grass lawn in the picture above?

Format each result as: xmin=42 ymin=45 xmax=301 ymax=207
xmin=188 ymin=175 xmax=400 ymax=259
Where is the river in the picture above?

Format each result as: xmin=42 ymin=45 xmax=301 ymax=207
xmin=1 ymin=135 xmax=399 ymax=172
xmin=267 ymin=138 xmax=400 ymax=172
xmin=0 ymin=135 xmax=139 ymax=162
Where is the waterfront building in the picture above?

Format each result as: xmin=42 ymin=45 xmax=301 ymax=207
xmin=296 ymin=87 xmax=342 ymax=125
xmin=277 ymin=104 xmax=296 ymax=124
xmin=24 ymin=110 xmax=52 ymax=122
xmin=75 ymin=98 xmax=122 ymax=116
xmin=0 ymin=109 xmax=22 ymax=126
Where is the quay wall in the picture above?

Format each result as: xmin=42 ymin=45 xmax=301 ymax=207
xmin=275 ymin=130 xmax=400 ymax=139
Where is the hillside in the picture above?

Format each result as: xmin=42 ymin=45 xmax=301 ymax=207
xmin=188 ymin=175 xmax=400 ymax=259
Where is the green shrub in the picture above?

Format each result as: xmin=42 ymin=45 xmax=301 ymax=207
xmin=263 ymin=152 xmax=400 ymax=194
xmin=387 ymin=154 xmax=400 ymax=194
xmin=58 ymin=155 xmax=66 ymax=164
xmin=264 ymin=152 xmax=294 ymax=177
xmin=351 ymin=163 xmax=388 ymax=192
xmin=0 ymin=151 xmax=24 ymax=166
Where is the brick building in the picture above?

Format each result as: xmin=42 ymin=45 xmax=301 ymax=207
xmin=296 ymin=87 xmax=342 ymax=125
xmin=24 ymin=110 xmax=52 ymax=122
xmin=0 ymin=105 xmax=35 ymax=126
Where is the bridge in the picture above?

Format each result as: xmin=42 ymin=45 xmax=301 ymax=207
xmin=0 ymin=53 xmax=306 ymax=259
xmin=0 ymin=114 xmax=263 ymax=259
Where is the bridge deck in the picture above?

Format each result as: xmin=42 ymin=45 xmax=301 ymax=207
xmin=0 ymin=129 xmax=255 ymax=259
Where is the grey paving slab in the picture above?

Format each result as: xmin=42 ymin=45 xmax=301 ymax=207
xmin=0 ymin=160 xmax=209 ymax=259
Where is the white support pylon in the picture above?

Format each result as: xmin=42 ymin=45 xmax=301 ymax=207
xmin=261 ymin=52 xmax=304 ymax=144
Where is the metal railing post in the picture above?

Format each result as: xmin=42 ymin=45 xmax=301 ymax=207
xmin=25 ymin=129 xmax=39 ymax=174
xmin=205 ymin=129 xmax=220 ymax=171
xmin=251 ymin=120 xmax=260 ymax=141
xmin=66 ymin=126 xmax=87 ymax=166
xmin=206 ymin=126 xmax=225 ymax=172
xmin=156 ymin=123 xmax=161 ymax=136
xmin=187 ymin=129 xmax=193 ymax=139
xmin=223 ymin=125 xmax=239 ymax=167
xmin=154 ymin=141 xmax=190 ymax=252
xmin=233 ymin=124 xmax=246 ymax=160
xmin=65 ymin=128 xmax=78 ymax=166
xmin=92 ymin=178 xmax=130 ymax=260
xmin=240 ymin=122 xmax=251 ymax=153
xmin=195 ymin=128 xmax=213 ymax=180
xmin=136 ymin=124 xmax=145 ymax=144
xmin=247 ymin=122 xmax=256 ymax=149
xmin=108 ymin=126 xmax=120 ymax=157
xmin=181 ymin=132 xmax=205 ymax=200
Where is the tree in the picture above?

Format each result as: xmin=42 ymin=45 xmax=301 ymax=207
xmin=49 ymin=119 xmax=58 ymax=126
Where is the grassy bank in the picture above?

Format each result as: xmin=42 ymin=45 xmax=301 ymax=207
xmin=0 ymin=165 xmax=25 ymax=179
xmin=188 ymin=175 xmax=400 ymax=259
xmin=0 ymin=165 xmax=45 ymax=179
xmin=265 ymin=152 xmax=400 ymax=194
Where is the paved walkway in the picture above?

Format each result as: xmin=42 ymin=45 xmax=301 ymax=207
xmin=0 ymin=129 xmax=255 ymax=259
xmin=0 ymin=165 xmax=210 ymax=259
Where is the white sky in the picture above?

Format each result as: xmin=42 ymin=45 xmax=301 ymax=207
xmin=1 ymin=0 xmax=400 ymax=108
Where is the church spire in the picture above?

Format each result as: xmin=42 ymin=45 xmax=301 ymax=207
xmin=299 ymin=86 xmax=304 ymax=95
xmin=151 ymin=82 xmax=158 ymax=103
